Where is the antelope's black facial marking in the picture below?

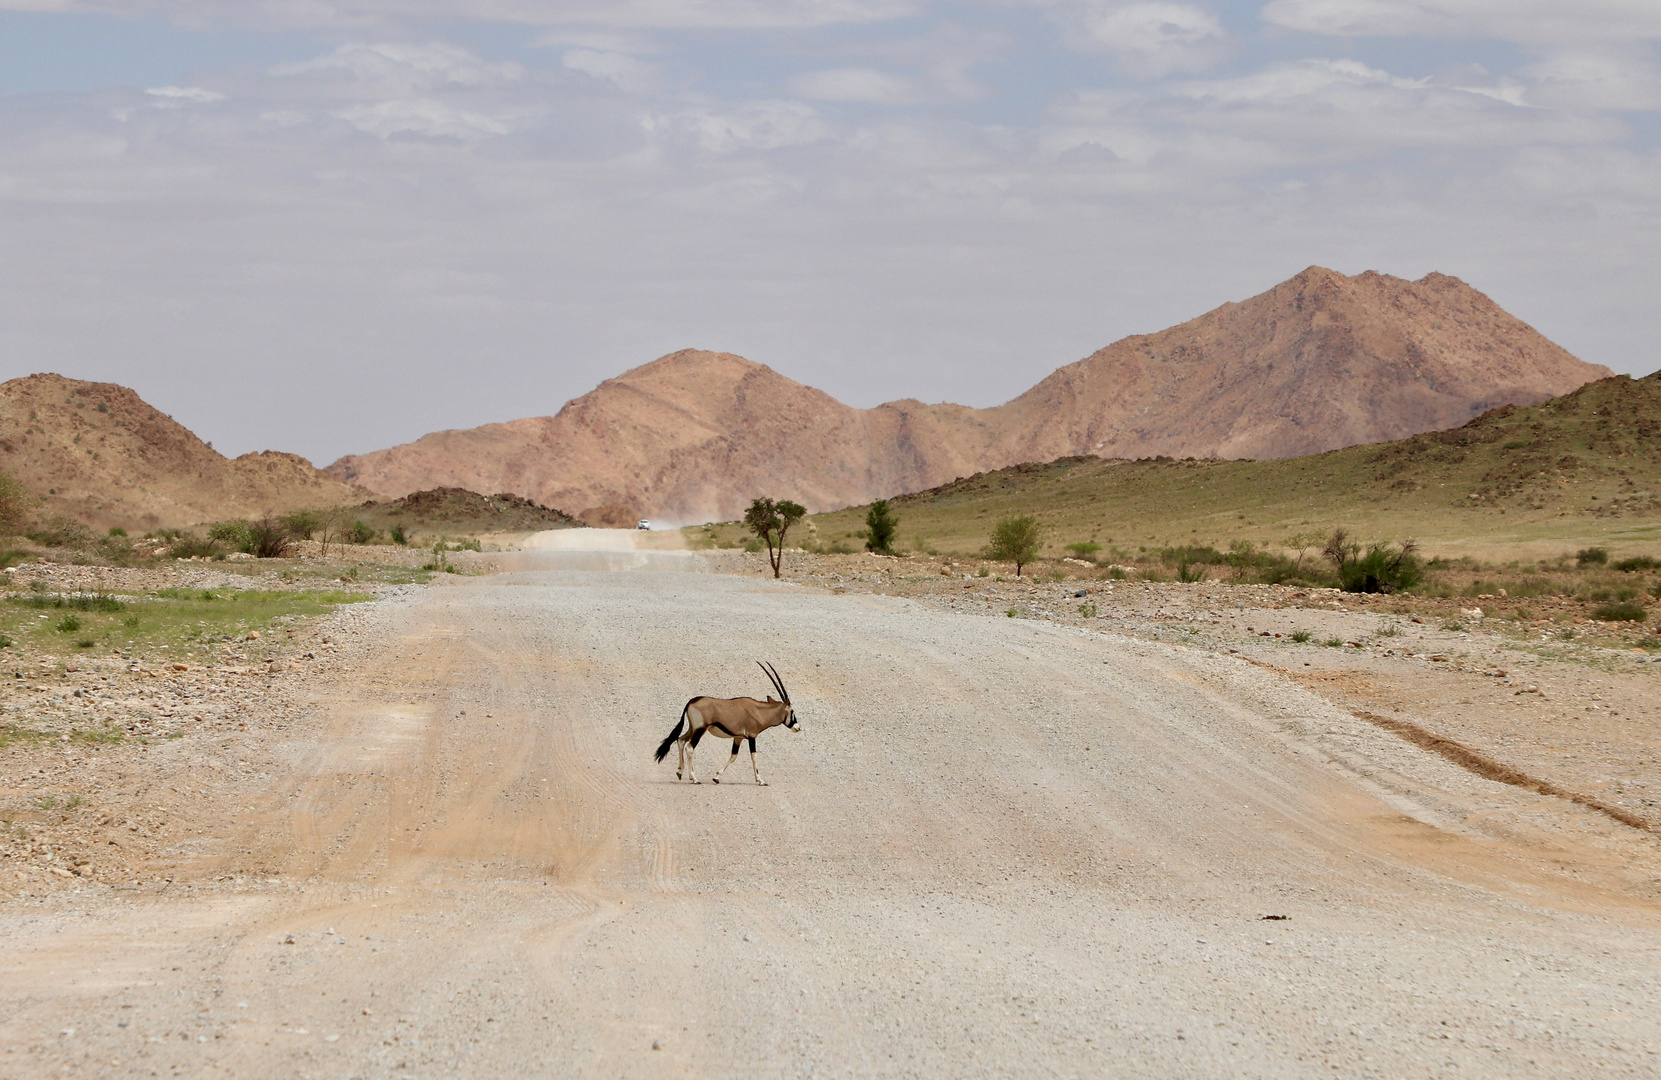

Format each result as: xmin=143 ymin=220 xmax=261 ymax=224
xmin=747 ymin=737 xmax=757 ymax=753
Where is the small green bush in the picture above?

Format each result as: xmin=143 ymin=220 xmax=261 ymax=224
xmin=1066 ymin=541 xmax=1102 ymax=558
xmin=1324 ymin=529 xmax=1422 ymax=594
xmin=0 ymin=633 xmax=12 ymax=648
xmin=282 ymin=509 xmax=322 ymax=540
xmin=1290 ymin=628 xmax=1312 ymax=643
xmin=985 ymin=515 xmax=1044 ymax=577
xmin=245 ymin=516 xmax=292 ymax=558
xmin=56 ymin=614 xmax=82 ymax=633
xmin=1576 ymin=547 xmax=1608 ymax=566
xmin=1175 ymin=561 xmax=1207 ymax=583
xmin=864 ymin=500 xmax=898 ymax=555
xmin=346 ymin=520 xmax=377 ymax=545
xmin=390 ymin=523 xmax=408 ymax=546
xmin=208 ymin=519 xmax=252 ymax=549
xmin=168 ymin=534 xmax=220 ymax=559
xmin=67 ymin=594 xmax=124 ymax=612
xmin=1322 ymin=637 xmax=1343 ymax=647
xmin=75 ymin=638 xmax=96 ymax=649
xmin=107 ymin=526 xmax=127 ymax=537
xmin=1592 ymin=601 xmax=1647 ymax=622
xmin=1613 ymin=555 xmax=1660 ymax=572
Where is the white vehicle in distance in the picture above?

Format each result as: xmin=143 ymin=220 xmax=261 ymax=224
xmin=637 ymin=519 xmax=651 ymax=530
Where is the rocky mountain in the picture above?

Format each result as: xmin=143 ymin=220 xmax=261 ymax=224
xmin=0 ymin=373 xmax=363 ymax=531
xmin=322 ymin=266 xmax=1605 ymax=523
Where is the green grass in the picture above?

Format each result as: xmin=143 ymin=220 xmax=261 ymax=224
xmin=0 ymin=587 xmax=371 ymax=660
xmin=693 ymin=371 xmax=1659 ymax=567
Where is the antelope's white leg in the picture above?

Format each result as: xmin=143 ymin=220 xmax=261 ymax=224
xmin=686 ymin=740 xmax=699 ymax=783
xmin=676 ymin=738 xmax=686 ymax=780
xmin=712 ymin=739 xmax=741 ymax=783
xmin=750 ymin=750 xmax=766 ymax=785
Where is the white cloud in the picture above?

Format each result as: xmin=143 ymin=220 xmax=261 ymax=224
xmin=789 ymin=68 xmax=921 ymax=103
xmin=563 ymin=49 xmax=657 ymax=93
xmin=0 ymin=0 xmax=916 ymax=30
xmin=333 ymin=98 xmax=514 ymax=139
xmin=1260 ymin=0 xmax=1661 ymax=43
xmin=144 ymin=85 xmax=226 ymax=106
xmin=274 ymin=42 xmax=524 ymax=91
xmin=1525 ymin=50 xmax=1661 ymax=111
xmin=647 ymin=99 xmax=830 ymax=152
xmin=1052 ymin=2 xmax=1226 ymax=74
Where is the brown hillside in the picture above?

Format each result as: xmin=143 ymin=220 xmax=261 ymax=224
xmin=0 ymin=374 xmax=363 ymax=531
xmin=328 ymin=268 xmax=1611 ymax=522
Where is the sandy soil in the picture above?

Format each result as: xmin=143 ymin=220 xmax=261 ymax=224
xmin=2 ymin=537 xmax=1657 ymax=1078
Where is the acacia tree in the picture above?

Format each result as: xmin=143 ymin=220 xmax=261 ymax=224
xmin=986 ymin=514 xmax=1044 ymax=576
xmin=744 ymin=497 xmax=807 ymax=579
xmin=864 ymin=499 xmax=898 ymax=555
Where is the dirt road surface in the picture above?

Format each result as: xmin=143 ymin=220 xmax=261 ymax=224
xmin=4 ymin=534 xmax=1657 ymax=1078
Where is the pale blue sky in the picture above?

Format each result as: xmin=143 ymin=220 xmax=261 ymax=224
xmin=2 ymin=1 xmax=1657 ymax=464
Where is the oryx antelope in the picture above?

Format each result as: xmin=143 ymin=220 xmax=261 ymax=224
xmin=654 ymin=662 xmax=800 ymax=784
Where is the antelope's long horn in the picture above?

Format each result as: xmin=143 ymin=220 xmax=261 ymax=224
xmin=762 ymin=660 xmax=789 ymax=705
xmin=757 ymin=660 xmax=783 ymax=700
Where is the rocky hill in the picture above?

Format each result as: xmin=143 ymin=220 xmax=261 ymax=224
xmin=355 ymin=487 xmax=583 ymax=535
xmin=326 ymin=268 xmax=1610 ymax=524
xmin=0 ymin=374 xmax=363 ymax=531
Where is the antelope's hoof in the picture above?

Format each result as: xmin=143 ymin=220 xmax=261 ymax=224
xmin=710 ymin=777 xmax=721 ymax=784
xmin=756 ymin=780 xmax=768 ymax=786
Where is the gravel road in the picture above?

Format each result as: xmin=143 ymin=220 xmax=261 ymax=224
xmin=3 ymin=543 xmax=1657 ymax=1078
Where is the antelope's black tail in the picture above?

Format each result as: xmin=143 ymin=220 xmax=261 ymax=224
xmin=654 ymin=699 xmax=696 ymax=762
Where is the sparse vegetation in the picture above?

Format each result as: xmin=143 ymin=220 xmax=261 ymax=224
xmin=1592 ymin=601 xmax=1647 ymax=623
xmin=864 ymin=500 xmax=898 ymax=555
xmin=1290 ymin=628 xmax=1312 ymax=643
xmin=1324 ymin=529 xmax=1423 ymax=594
xmin=0 ymin=472 xmax=30 ymax=535
xmin=1065 ymin=541 xmax=1102 ymax=559
xmin=1577 ymin=547 xmax=1608 ymax=566
xmin=246 ymin=515 xmax=293 ymax=559
xmin=985 ymin=515 xmax=1043 ymax=577
xmin=744 ymin=497 xmax=808 ymax=579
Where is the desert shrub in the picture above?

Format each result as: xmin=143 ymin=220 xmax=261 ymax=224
xmin=66 ymin=594 xmax=124 ymax=612
xmin=167 ymin=533 xmax=220 ymax=559
xmin=29 ymin=517 xmax=94 ymax=548
xmin=75 ymin=638 xmax=96 ymax=649
xmin=1101 ymin=565 xmax=1128 ymax=581
xmin=243 ymin=516 xmax=292 ymax=559
xmin=1322 ymin=637 xmax=1343 ymax=647
xmin=0 ymin=473 xmax=29 ymax=535
xmin=864 ymin=500 xmax=898 ymax=555
xmin=1324 ymin=529 xmax=1422 ymax=594
xmin=346 ymin=520 xmax=377 ymax=545
xmin=56 ymin=614 xmax=82 ymax=633
xmin=0 ymin=548 xmax=30 ymax=569
xmin=1175 ymin=560 xmax=1207 ymax=583
xmin=985 ymin=515 xmax=1044 ymax=576
xmin=208 ymin=519 xmax=252 ymax=551
xmin=282 ymin=509 xmax=323 ymax=541
xmin=107 ymin=526 xmax=127 ymax=537
xmin=1065 ymin=541 xmax=1102 ymax=559
xmin=1614 ymin=555 xmax=1660 ymax=572
xmin=1576 ymin=547 xmax=1608 ymax=566
xmin=1592 ymin=601 xmax=1648 ymax=622
xmin=1159 ymin=544 xmax=1226 ymax=567
xmin=390 ymin=523 xmax=408 ymax=546
xmin=1290 ymin=628 xmax=1312 ymax=642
